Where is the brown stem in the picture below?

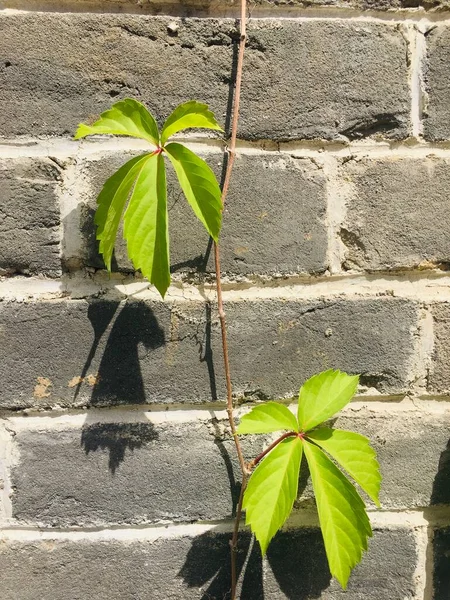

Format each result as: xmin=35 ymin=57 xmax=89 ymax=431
xmin=213 ymin=0 xmax=247 ymax=598
xmin=247 ymin=431 xmax=299 ymax=470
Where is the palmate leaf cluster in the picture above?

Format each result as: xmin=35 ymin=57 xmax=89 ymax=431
xmin=237 ymin=369 xmax=381 ymax=589
xmin=75 ymin=99 xmax=224 ymax=298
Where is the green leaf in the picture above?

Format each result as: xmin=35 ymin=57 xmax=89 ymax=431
xmin=298 ymin=369 xmax=359 ymax=432
xmin=243 ymin=437 xmax=302 ymax=555
xmin=302 ymin=439 xmax=372 ymax=588
xmin=160 ymin=101 xmax=223 ymax=145
xmin=94 ymin=153 xmax=151 ymax=271
xmin=237 ymin=402 xmax=299 ymax=435
xmin=165 ymin=142 xmax=222 ymax=240
xmin=306 ymin=428 xmax=381 ymax=507
xmin=123 ymin=153 xmax=170 ymax=297
xmin=75 ymin=98 xmax=160 ymax=146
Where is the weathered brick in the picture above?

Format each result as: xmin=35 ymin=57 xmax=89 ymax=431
xmin=0 ymin=528 xmax=417 ymax=600
xmin=0 ymin=158 xmax=61 ymax=275
xmin=430 ymin=303 xmax=450 ymax=393
xmin=334 ymin=405 xmax=450 ymax=509
xmin=264 ymin=528 xmax=417 ymax=599
xmin=9 ymin=405 xmax=448 ymax=527
xmin=74 ymin=151 xmax=328 ymax=276
xmin=0 ymin=297 xmax=418 ymax=409
xmin=0 ymin=14 xmax=410 ymax=140
xmin=10 ymin=420 xmax=264 ymax=526
xmin=424 ymin=25 xmax=450 ymax=141
xmin=434 ymin=528 xmax=450 ymax=600
xmin=341 ymin=157 xmax=450 ymax=271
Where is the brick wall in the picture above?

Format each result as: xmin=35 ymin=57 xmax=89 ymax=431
xmin=1 ymin=1 xmax=450 ymax=598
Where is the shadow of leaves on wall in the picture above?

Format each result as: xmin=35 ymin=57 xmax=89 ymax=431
xmin=79 ymin=299 xmax=165 ymax=472
xmin=431 ymin=438 xmax=450 ymax=506
xmin=81 ymin=422 xmax=159 ymax=474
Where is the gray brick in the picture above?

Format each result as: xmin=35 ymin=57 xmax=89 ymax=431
xmin=264 ymin=528 xmax=417 ymax=599
xmin=10 ymin=420 xmax=264 ymax=526
xmin=340 ymin=157 xmax=450 ymax=271
xmin=434 ymin=528 xmax=450 ymax=600
xmin=10 ymin=405 xmax=448 ymax=527
xmin=424 ymin=26 xmax=450 ymax=141
xmin=0 ymin=297 xmax=418 ymax=409
xmin=0 ymin=158 xmax=61 ymax=275
xmin=0 ymin=528 xmax=417 ymax=600
xmin=0 ymin=14 xmax=410 ymax=140
xmin=334 ymin=407 xmax=450 ymax=509
xmin=430 ymin=303 xmax=450 ymax=393
xmin=74 ymin=151 xmax=328 ymax=276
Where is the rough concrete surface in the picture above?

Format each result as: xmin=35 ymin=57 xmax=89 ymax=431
xmin=0 ymin=158 xmax=61 ymax=275
xmin=10 ymin=421 xmax=264 ymax=526
xmin=424 ymin=25 xmax=450 ymax=141
xmin=8 ymin=405 xmax=449 ymax=527
xmin=0 ymin=297 xmax=418 ymax=409
xmin=0 ymin=528 xmax=416 ymax=600
xmin=0 ymin=14 xmax=410 ymax=140
xmin=341 ymin=156 xmax=450 ymax=271
xmin=430 ymin=302 xmax=450 ymax=392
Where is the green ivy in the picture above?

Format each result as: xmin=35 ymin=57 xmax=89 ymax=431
xmin=75 ymin=98 xmax=223 ymax=297
xmin=237 ymin=369 xmax=381 ymax=588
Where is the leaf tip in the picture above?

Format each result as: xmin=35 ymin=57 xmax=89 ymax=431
xmin=74 ymin=123 xmax=90 ymax=140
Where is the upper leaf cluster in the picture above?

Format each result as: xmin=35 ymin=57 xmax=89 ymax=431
xmin=75 ymin=99 xmax=224 ymax=297
xmin=237 ymin=369 xmax=381 ymax=589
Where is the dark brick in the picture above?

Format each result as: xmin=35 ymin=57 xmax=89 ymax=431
xmin=10 ymin=420 xmax=264 ymax=526
xmin=73 ymin=151 xmax=328 ymax=276
xmin=341 ymin=157 xmax=450 ymax=271
xmin=10 ymin=405 xmax=448 ymax=527
xmin=264 ymin=528 xmax=417 ymax=599
xmin=334 ymin=407 xmax=450 ymax=509
xmin=430 ymin=303 xmax=450 ymax=393
xmin=0 ymin=297 xmax=418 ymax=409
xmin=0 ymin=14 xmax=410 ymax=140
xmin=434 ymin=528 xmax=450 ymax=600
xmin=0 ymin=158 xmax=61 ymax=275
xmin=424 ymin=25 xmax=450 ymax=141
xmin=0 ymin=527 xmax=416 ymax=600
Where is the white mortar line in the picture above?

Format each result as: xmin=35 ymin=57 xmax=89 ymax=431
xmin=321 ymin=154 xmax=346 ymax=275
xmin=1 ymin=508 xmax=449 ymax=543
xmin=5 ymin=398 xmax=450 ymax=431
xmin=410 ymin=305 xmax=435 ymax=394
xmin=3 ymin=269 xmax=450 ymax=302
xmin=2 ymin=5 xmax=450 ymax=23
xmin=4 ymin=136 xmax=450 ymax=160
xmin=58 ymin=156 xmax=87 ymax=266
xmin=0 ymin=423 xmax=17 ymax=525
xmin=0 ymin=521 xmax=231 ymax=542
xmin=409 ymin=21 xmax=428 ymax=139
xmin=413 ymin=527 xmax=431 ymax=600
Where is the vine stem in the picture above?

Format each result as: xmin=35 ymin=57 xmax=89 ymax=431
xmin=213 ymin=0 xmax=247 ymax=597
